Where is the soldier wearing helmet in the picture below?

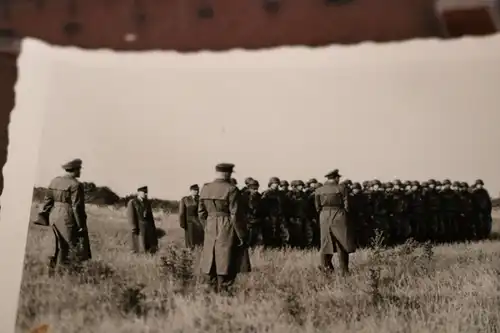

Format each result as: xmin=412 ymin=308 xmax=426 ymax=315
xmin=369 ymin=179 xmax=390 ymax=245
xmin=403 ymin=180 xmax=412 ymax=192
xmin=456 ymin=181 xmax=476 ymax=241
xmin=383 ymin=182 xmax=399 ymax=245
xmin=407 ymin=180 xmax=427 ymax=241
xmin=425 ymin=179 xmax=444 ymax=242
xmin=241 ymin=179 xmax=263 ymax=247
xmin=242 ymin=177 xmax=255 ymax=194
xmin=279 ymin=180 xmax=293 ymax=234
xmin=261 ymin=177 xmax=290 ymax=247
xmin=440 ymin=179 xmax=460 ymax=241
xmin=391 ymin=179 xmax=411 ymax=244
xmin=288 ymin=180 xmax=314 ymax=248
xmin=348 ymin=182 xmax=370 ymax=248
xmin=471 ymin=179 xmax=492 ymax=239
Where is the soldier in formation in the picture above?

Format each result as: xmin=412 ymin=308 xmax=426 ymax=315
xmin=235 ymin=176 xmax=492 ymax=249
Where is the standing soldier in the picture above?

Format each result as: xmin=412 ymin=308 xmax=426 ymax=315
xmin=240 ymin=179 xmax=263 ymax=247
xmin=179 ymin=184 xmax=204 ymax=249
xmin=289 ymin=180 xmax=314 ymax=248
xmin=426 ymin=179 xmax=444 ymax=242
xmin=279 ymin=180 xmax=293 ymax=238
xmin=407 ymin=181 xmax=426 ymax=242
xmin=370 ymin=179 xmax=390 ymax=245
xmin=241 ymin=177 xmax=254 ymax=193
xmin=392 ymin=179 xmax=411 ymax=244
xmin=198 ymin=163 xmax=251 ymax=293
xmin=472 ymin=179 xmax=492 ymax=239
xmin=127 ymin=186 xmax=159 ymax=254
xmin=36 ymin=158 xmax=91 ymax=274
xmin=305 ymin=179 xmax=321 ymax=248
xmin=383 ymin=182 xmax=398 ymax=245
xmin=315 ymin=169 xmax=355 ymax=275
xmin=440 ymin=180 xmax=459 ymax=242
xmin=457 ymin=182 xmax=475 ymax=241
xmin=261 ymin=177 xmax=290 ymax=247
xmin=348 ymin=182 xmax=369 ymax=247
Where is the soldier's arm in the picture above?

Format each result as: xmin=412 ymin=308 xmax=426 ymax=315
xmin=126 ymin=201 xmax=140 ymax=235
xmin=126 ymin=200 xmax=140 ymax=253
xmin=178 ymin=197 xmax=187 ymax=229
xmin=36 ymin=187 xmax=54 ymax=226
xmin=229 ymin=186 xmax=247 ymax=244
xmin=341 ymin=185 xmax=349 ymax=212
xmin=70 ymin=183 xmax=87 ymax=230
xmin=198 ymin=197 xmax=208 ymax=222
xmin=314 ymin=192 xmax=321 ymax=213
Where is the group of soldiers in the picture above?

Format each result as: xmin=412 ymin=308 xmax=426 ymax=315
xmin=180 ymin=175 xmax=493 ymax=251
xmin=35 ymin=158 xmax=494 ymax=293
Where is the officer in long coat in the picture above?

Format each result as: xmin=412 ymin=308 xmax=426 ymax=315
xmin=179 ymin=184 xmax=204 ymax=249
xmin=472 ymin=179 xmax=492 ymax=239
xmin=127 ymin=186 xmax=158 ymax=254
xmin=36 ymin=158 xmax=91 ymax=274
xmin=315 ymin=169 xmax=356 ymax=275
xmin=198 ymin=163 xmax=251 ymax=293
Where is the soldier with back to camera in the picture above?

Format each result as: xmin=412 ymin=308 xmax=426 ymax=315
xmin=314 ymin=169 xmax=356 ymax=276
xmin=36 ymin=158 xmax=91 ymax=275
xmin=198 ymin=163 xmax=251 ymax=293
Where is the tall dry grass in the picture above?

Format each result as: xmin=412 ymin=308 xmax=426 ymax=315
xmin=15 ymin=203 xmax=500 ymax=333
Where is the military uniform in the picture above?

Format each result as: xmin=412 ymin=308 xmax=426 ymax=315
xmin=426 ymin=179 xmax=444 ymax=242
xmin=127 ymin=186 xmax=158 ymax=254
xmin=37 ymin=159 xmax=91 ymax=273
xmin=261 ymin=177 xmax=290 ymax=247
xmin=198 ymin=163 xmax=251 ymax=293
xmin=315 ymin=170 xmax=355 ymax=274
xmin=240 ymin=179 xmax=263 ymax=247
xmin=179 ymin=184 xmax=204 ymax=249
xmin=391 ymin=179 xmax=411 ymax=244
xmin=440 ymin=180 xmax=459 ymax=242
xmin=289 ymin=180 xmax=314 ymax=248
xmin=472 ymin=179 xmax=492 ymax=240
xmin=348 ymin=182 xmax=370 ymax=247
xmin=370 ymin=180 xmax=390 ymax=245
xmin=457 ymin=182 xmax=475 ymax=241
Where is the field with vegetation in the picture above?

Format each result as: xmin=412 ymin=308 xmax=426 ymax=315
xmin=16 ymin=202 xmax=500 ymax=333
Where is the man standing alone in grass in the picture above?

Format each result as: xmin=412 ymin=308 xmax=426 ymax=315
xmin=127 ymin=186 xmax=158 ymax=254
xmin=198 ymin=163 xmax=251 ymax=293
xmin=36 ymin=158 xmax=91 ymax=275
xmin=179 ymin=184 xmax=204 ymax=249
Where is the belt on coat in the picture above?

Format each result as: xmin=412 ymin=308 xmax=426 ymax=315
xmin=54 ymin=202 xmax=71 ymax=206
xmin=321 ymin=206 xmax=344 ymax=210
xmin=207 ymin=212 xmax=231 ymax=217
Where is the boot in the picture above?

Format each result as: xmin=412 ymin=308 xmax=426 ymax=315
xmin=321 ymin=254 xmax=335 ymax=272
xmin=338 ymin=251 xmax=349 ymax=276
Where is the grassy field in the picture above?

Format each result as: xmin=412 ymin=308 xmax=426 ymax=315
xmin=15 ymin=203 xmax=500 ymax=333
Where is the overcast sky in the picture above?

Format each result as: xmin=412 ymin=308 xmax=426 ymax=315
xmin=15 ymin=35 xmax=500 ymax=199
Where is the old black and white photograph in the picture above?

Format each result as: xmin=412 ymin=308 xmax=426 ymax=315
xmin=7 ymin=31 xmax=500 ymax=333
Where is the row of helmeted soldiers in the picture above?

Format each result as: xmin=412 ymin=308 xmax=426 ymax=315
xmin=227 ymin=177 xmax=493 ymax=249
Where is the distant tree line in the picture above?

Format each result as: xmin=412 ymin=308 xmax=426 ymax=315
xmin=32 ymin=182 xmax=180 ymax=213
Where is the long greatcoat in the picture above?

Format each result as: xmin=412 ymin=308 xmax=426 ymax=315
xmin=37 ymin=174 xmax=92 ymax=264
xmin=179 ymin=195 xmax=204 ymax=248
xmin=315 ymin=181 xmax=356 ymax=255
xmin=198 ymin=179 xmax=251 ymax=276
xmin=127 ymin=197 xmax=158 ymax=254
